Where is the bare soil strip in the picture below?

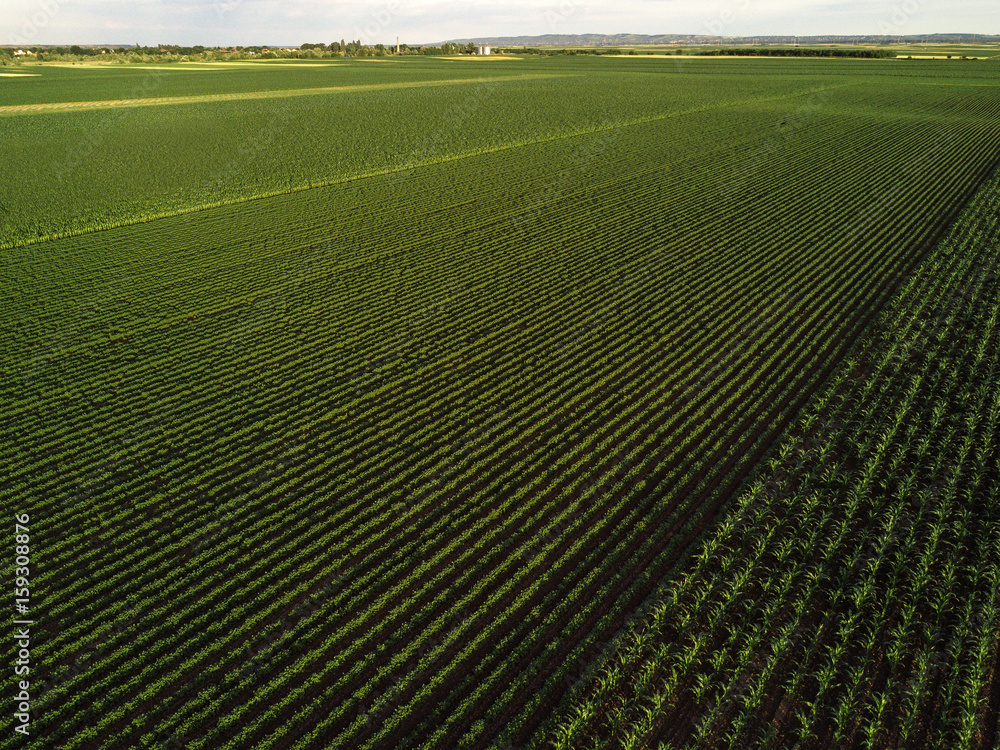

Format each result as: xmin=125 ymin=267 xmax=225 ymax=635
xmin=0 ymin=73 xmax=569 ymax=116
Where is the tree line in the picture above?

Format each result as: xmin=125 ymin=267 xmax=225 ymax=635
xmin=0 ymin=42 xmax=486 ymax=63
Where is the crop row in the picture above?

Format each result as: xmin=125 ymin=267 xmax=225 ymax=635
xmin=542 ymin=166 xmax=1000 ymax=750
xmin=4 ymin=78 xmax=1000 ymax=749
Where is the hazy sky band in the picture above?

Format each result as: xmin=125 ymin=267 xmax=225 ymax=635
xmin=3 ymin=0 xmax=997 ymax=48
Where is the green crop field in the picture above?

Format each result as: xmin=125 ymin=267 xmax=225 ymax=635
xmin=2 ymin=55 xmax=999 ymax=749
xmin=544 ymin=167 xmax=1000 ymax=750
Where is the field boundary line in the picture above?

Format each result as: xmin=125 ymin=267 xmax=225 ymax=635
xmin=0 ymin=74 xmax=572 ymax=117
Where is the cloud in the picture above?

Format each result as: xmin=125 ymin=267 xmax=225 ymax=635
xmin=0 ymin=0 xmax=995 ymax=46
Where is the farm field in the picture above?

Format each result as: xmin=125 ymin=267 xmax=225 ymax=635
xmin=2 ymin=55 xmax=997 ymax=248
xmin=1 ymin=56 xmax=999 ymax=749
xmin=543 ymin=166 xmax=1000 ymax=750
xmin=894 ymin=43 xmax=1000 ymax=57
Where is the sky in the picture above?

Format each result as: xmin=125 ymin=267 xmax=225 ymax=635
xmin=2 ymin=0 xmax=997 ymax=48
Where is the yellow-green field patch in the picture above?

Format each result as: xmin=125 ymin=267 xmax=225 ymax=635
xmin=440 ymin=56 xmax=523 ymax=61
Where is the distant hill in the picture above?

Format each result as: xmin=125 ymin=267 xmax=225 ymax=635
xmin=437 ymin=33 xmax=1000 ymax=48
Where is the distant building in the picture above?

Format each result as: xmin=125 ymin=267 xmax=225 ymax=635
xmin=477 ymin=45 xmax=491 ymax=56
xmin=14 ymin=50 xmax=27 ymax=56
